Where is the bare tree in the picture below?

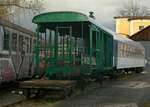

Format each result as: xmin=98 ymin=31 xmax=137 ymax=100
xmin=0 ymin=0 xmax=45 ymax=18
xmin=118 ymin=0 xmax=150 ymax=17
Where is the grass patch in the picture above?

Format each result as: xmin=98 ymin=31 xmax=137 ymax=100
xmin=141 ymin=102 xmax=150 ymax=107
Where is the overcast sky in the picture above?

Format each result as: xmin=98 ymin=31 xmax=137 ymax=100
xmin=19 ymin=0 xmax=150 ymax=32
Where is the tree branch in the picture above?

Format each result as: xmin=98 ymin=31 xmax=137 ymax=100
xmin=0 ymin=2 xmax=39 ymax=10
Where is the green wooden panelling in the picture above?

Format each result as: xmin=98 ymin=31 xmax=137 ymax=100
xmin=89 ymin=26 xmax=93 ymax=73
xmin=69 ymin=26 xmax=72 ymax=66
xmin=62 ymin=35 xmax=65 ymax=64
xmin=49 ymin=31 xmax=52 ymax=57
xmin=55 ymin=27 xmax=58 ymax=67
xmin=101 ymin=31 xmax=104 ymax=72
xmin=32 ymin=11 xmax=89 ymax=23
xmin=36 ymin=25 xmax=40 ymax=68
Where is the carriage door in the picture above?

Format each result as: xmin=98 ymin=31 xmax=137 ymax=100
xmin=90 ymin=26 xmax=102 ymax=73
xmin=95 ymin=31 xmax=102 ymax=72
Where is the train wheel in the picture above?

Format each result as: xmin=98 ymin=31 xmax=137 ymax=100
xmin=77 ymin=75 xmax=87 ymax=91
xmin=23 ymin=89 xmax=30 ymax=98
xmin=109 ymin=71 xmax=117 ymax=80
xmin=136 ymin=70 xmax=141 ymax=73
xmin=61 ymin=86 xmax=74 ymax=98
xmin=95 ymin=72 xmax=103 ymax=84
xmin=67 ymin=87 xmax=73 ymax=97
xmin=136 ymin=68 xmax=143 ymax=73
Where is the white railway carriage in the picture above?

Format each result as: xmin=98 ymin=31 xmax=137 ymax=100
xmin=0 ymin=19 xmax=37 ymax=83
xmin=89 ymin=18 xmax=145 ymax=72
xmin=113 ymin=34 xmax=145 ymax=72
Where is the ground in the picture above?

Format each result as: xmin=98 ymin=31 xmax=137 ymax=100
xmin=2 ymin=71 xmax=150 ymax=107
xmin=55 ymin=71 xmax=150 ymax=107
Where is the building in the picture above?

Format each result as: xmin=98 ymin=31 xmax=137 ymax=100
xmin=114 ymin=16 xmax=150 ymax=38
xmin=130 ymin=26 xmax=150 ymax=70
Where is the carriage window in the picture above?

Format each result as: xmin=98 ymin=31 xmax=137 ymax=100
xmin=12 ymin=33 xmax=17 ymax=51
xmin=124 ymin=44 xmax=126 ymax=57
xmin=33 ymin=39 xmax=36 ymax=53
xmin=3 ymin=31 xmax=10 ymax=50
xmin=118 ymin=43 xmax=123 ymax=57
xmin=25 ymin=37 xmax=29 ymax=53
xmin=19 ymin=35 xmax=23 ymax=52
xmin=30 ymin=38 xmax=32 ymax=53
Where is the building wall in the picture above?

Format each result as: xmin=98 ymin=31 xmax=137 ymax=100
xmin=139 ymin=41 xmax=150 ymax=70
xmin=116 ymin=18 xmax=130 ymax=38
xmin=130 ymin=20 xmax=150 ymax=35
xmin=115 ymin=18 xmax=150 ymax=38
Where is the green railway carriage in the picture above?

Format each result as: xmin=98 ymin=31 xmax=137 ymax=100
xmin=32 ymin=11 xmax=113 ymax=80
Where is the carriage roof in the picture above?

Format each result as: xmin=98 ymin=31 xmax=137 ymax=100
xmin=0 ymin=18 xmax=36 ymax=37
xmin=32 ymin=11 xmax=144 ymax=49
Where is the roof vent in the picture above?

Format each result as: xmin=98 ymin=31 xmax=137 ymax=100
xmin=89 ymin=12 xmax=95 ymax=19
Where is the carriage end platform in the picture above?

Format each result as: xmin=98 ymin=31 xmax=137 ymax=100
xmin=19 ymin=79 xmax=76 ymax=98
